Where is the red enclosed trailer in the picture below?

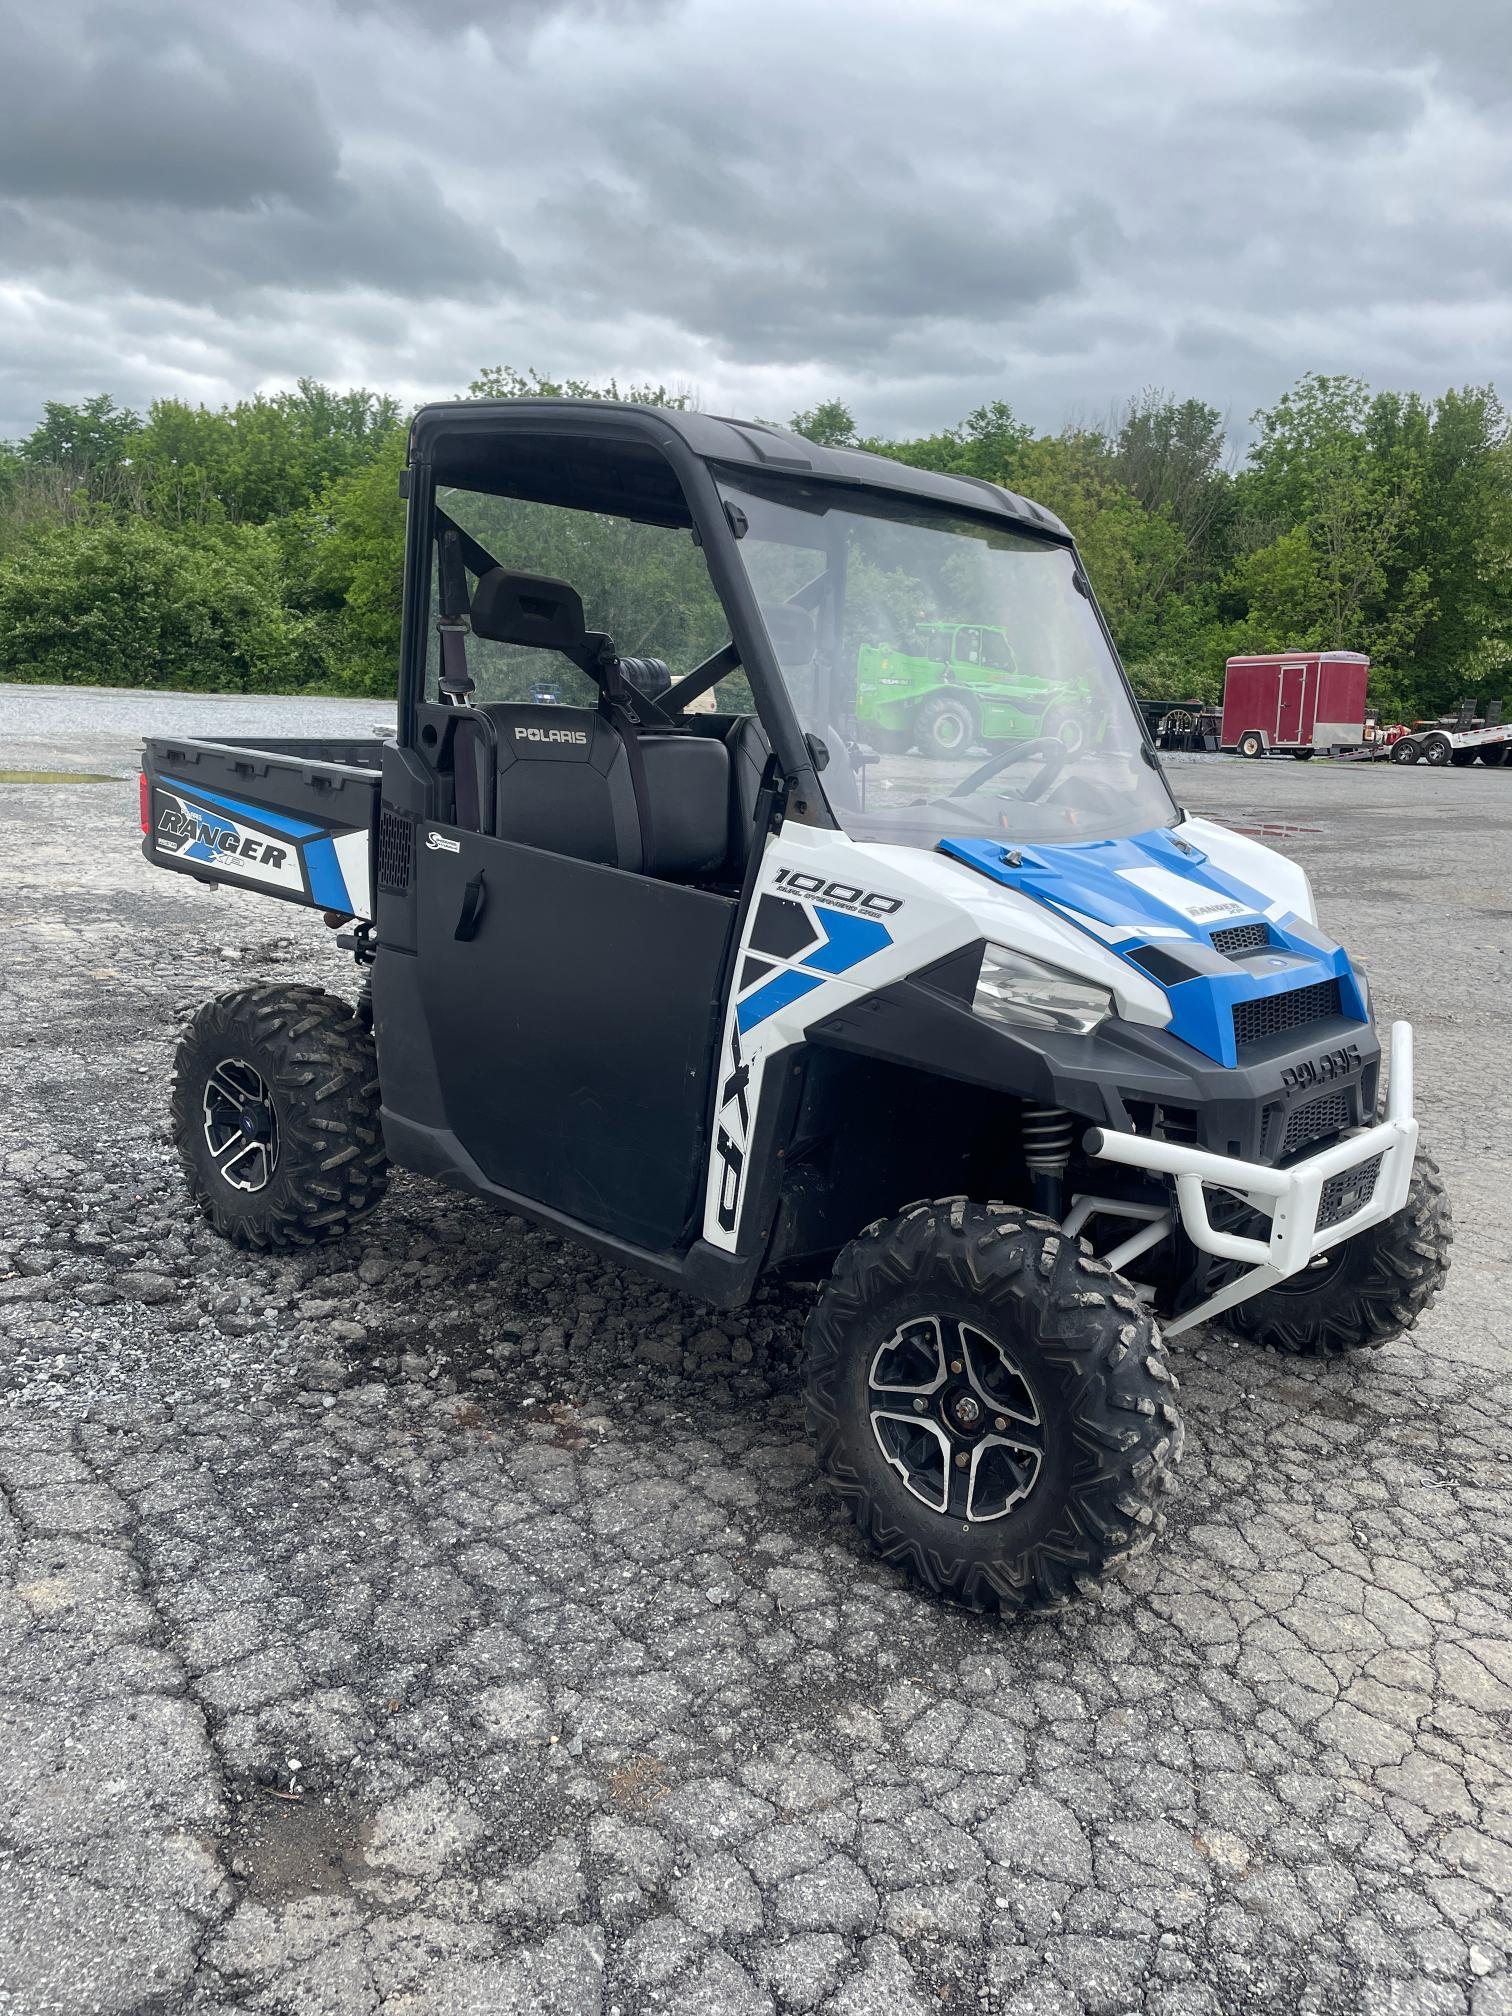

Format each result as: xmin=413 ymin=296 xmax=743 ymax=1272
xmin=1221 ymin=652 xmax=1370 ymax=758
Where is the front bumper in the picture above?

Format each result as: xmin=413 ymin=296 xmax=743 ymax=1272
xmin=1080 ymin=1021 xmax=1418 ymax=1335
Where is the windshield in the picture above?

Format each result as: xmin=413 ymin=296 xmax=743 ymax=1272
xmin=716 ymin=473 xmax=1177 ymax=850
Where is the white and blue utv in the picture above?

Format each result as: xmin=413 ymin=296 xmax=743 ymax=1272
xmin=142 ymin=402 xmax=1450 ymax=1613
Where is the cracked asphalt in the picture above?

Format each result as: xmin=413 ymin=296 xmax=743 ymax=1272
xmin=1 ymin=686 xmax=1509 ymax=2016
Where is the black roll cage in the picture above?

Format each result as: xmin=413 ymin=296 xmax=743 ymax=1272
xmin=399 ymin=402 xmax=836 ymax=827
xmin=396 ymin=399 xmax=1158 ymax=832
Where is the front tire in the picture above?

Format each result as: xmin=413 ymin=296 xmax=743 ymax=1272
xmin=804 ymin=1200 xmax=1184 ymax=1614
xmin=172 ymin=984 xmax=389 ymax=1249
xmin=1391 ymin=738 xmax=1420 ymax=764
xmin=915 ymin=693 xmax=978 ymax=759
xmin=1422 ymin=733 xmax=1452 ymax=767
xmin=1223 ymin=1148 xmax=1450 ymax=1357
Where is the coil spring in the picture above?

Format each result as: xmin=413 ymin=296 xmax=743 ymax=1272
xmin=1022 ymin=1104 xmax=1073 ymax=1176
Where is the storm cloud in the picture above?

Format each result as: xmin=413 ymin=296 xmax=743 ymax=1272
xmin=0 ymin=0 xmax=1507 ymax=441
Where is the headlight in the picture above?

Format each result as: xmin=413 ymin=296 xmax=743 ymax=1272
xmin=973 ymin=945 xmax=1113 ymax=1036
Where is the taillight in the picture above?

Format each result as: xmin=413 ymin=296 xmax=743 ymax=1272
xmin=139 ymin=772 xmax=151 ymax=834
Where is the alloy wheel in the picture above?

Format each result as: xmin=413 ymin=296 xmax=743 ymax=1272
xmin=867 ymin=1315 xmax=1043 ymax=1523
xmin=201 ymin=1057 xmax=280 ymax=1194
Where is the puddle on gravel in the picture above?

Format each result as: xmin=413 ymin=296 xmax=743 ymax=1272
xmin=1213 ymin=817 xmax=1325 ymax=838
xmin=0 ymin=769 xmax=120 ymax=784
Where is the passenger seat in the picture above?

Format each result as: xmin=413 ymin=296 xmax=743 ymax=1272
xmin=454 ymin=703 xmax=729 ymax=879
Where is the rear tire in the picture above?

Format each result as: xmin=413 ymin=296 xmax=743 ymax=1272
xmin=1292 ymin=749 xmax=1315 ymax=760
xmin=1238 ymin=732 xmax=1265 ymax=759
xmin=1223 ymin=1148 xmax=1450 ymax=1357
xmin=1422 ymin=733 xmax=1452 ymax=766
xmin=1450 ymin=749 xmax=1477 ymax=767
xmin=172 ymin=983 xmax=389 ymax=1250
xmin=1391 ymin=738 xmax=1420 ymax=764
xmin=915 ymin=693 xmax=978 ymax=759
xmin=804 ymin=1200 xmax=1184 ymax=1613
xmin=1479 ymin=744 xmax=1507 ymax=768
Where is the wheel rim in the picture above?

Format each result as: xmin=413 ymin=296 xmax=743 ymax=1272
xmin=932 ymin=713 xmax=968 ymax=752
xmin=202 ymin=1057 xmax=279 ymax=1194
xmin=867 ymin=1315 xmax=1043 ymax=1523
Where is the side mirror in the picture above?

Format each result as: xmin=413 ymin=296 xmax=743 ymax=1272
xmin=762 ymin=602 xmax=817 ymax=667
xmin=471 ymin=568 xmax=586 ymax=652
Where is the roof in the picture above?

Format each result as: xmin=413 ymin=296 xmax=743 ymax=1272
xmin=408 ymin=398 xmax=1072 ymax=543
xmin=1224 ymin=651 xmax=1370 ymax=664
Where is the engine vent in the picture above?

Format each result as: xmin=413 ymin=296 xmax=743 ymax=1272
xmin=1282 ymin=1089 xmax=1353 ymax=1155
xmin=1233 ymin=979 xmax=1342 ymax=1050
xmin=376 ymin=804 xmax=414 ymax=894
xmin=1211 ymin=921 xmax=1270 ymax=956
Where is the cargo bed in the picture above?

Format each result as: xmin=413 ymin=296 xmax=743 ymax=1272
xmin=141 ymin=735 xmax=384 ymax=919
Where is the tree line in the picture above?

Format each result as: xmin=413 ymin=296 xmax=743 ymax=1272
xmin=1 ymin=363 xmax=1507 ymax=718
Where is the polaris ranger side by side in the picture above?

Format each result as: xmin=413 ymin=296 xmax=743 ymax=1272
xmin=141 ymin=401 xmax=1450 ymax=1614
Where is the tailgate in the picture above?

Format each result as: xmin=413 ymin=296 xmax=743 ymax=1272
xmin=142 ymin=736 xmax=383 ymax=919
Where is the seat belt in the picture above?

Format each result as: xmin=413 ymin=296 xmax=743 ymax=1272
xmin=598 ymin=651 xmax=656 ymax=874
xmin=435 ymin=528 xmax=475 ymax=706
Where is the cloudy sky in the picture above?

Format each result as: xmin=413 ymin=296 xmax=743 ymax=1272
xmin=2 ymin=0 xmax=1509 ymax=446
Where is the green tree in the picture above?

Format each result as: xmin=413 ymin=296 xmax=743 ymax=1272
xmin=790 ymin=399 xmax=858 ymax=447
xmin=0 ymin=516 xmax=324 ymax=691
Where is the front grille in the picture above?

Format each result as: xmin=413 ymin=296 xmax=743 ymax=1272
xmin=1282 ymin=1089 xmax=1353 ymax=1155
xmin=1233 ymin=979 xmax=1342 ymax=1050
xmin=1316 ymin=1155 xmax=1383 ymax=1230
xmin=376 ymin=804 xmax=414 ymax=893
xmin=1211 ymin=921 xmax=1269 ymax=956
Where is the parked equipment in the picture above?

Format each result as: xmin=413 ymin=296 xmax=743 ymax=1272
xmin=139 ymin=400 xmax=1451 ymax=1615
xmin=1222 ymin=651 xmax=1370 ymax=759
xmin=855 ymin=622 xmax=1086 ymax=758
xmin=1388 ymin=697 xmax=1510 ymax=768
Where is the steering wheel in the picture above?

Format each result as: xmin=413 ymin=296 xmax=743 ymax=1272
xmin=948 ymin=735 xmax=1069 ymax=803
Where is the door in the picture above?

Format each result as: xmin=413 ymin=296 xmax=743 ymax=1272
xmin=1276 ymin=663 xmax=1307 ymax=744
xmin=416 ymin=824 xmax=736 ymax=1251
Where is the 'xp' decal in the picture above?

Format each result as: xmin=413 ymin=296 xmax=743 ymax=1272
xmin=712 ymin=1022 xmax=751 ymax=1236
xmin=706 ymin=889 xmax=897 ymax=1248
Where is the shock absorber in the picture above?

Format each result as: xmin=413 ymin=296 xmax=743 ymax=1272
xmin=1023 ymin=1105 xmax=1073 ymax=1221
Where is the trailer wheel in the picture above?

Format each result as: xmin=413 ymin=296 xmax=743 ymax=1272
xmin=1223 ymin=1147 xmax=1450 ymax=1358
xmin=1292 ymin=749 xmax=1315 ymax=760
xmin=1480 ymin=745 xmax=1507 ymax=767
xmin=1450 ymin=750 xmax=1477 ymax=767
xmin=1390 ymin=738 xmax=1420 ymax=764
xmin=915 ymin=693 xmax=978 ymax=759
xmin=1422 ymin=733 xmax=1452 ymax=766
xmin=804 ymin=1200 xmax=1183 ymax=1614
xmin=172 ymin=984 xmax=389 ymax=1250
xmin=1238 ymin=732 xmax=1265 ymax=759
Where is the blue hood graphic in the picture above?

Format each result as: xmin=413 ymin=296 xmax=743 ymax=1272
xmin=940 ymin=828 xmax=1366 ymax=1067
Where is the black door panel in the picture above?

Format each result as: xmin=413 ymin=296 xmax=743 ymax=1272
xmin=416 ymin=826 xmax=734 ymax=1251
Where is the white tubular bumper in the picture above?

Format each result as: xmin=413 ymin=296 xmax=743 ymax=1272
xmin=1083 ymin=1021 xmax=1419 ymax=1336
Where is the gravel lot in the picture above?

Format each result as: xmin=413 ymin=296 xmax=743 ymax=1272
xmin=2 ymin=685 xmax=1509 ymax=2016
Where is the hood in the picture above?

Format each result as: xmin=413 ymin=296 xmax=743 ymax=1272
xmin=940 ymin=827 xmax=1367 ymax=1068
